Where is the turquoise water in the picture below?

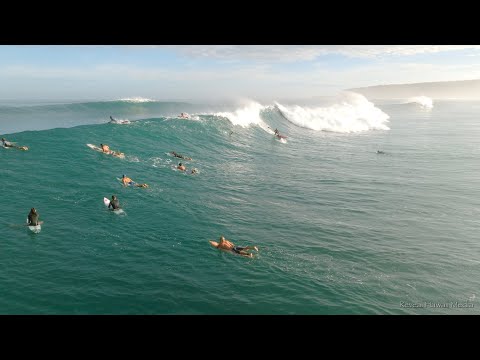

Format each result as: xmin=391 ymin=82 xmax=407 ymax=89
xmin=1 ymin=99 xmax=479 ymax=314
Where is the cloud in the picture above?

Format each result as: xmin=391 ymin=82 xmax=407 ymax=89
xmin=3 ymin=54 xmax=480 ymax=100
xmin=158 ymin=45 xmax=480 ymax=62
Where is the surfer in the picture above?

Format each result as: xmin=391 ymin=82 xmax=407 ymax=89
xmin=27 ymin=208 xmax=40 ymax=226
xmin=376 ymin=150 xmax=386 ymax=154
xmin=1 ymin=138 xmax=13 ymax=147
xmin=210 ymin=236 xmax=258 ymax=258
xmin=2 ymin=137 xmax=28 ymax=150
xmin=108 ymin=195 xmax=120 ymax=210
xmin=274 ymin=128 xmax=286 ymax=138
xmin=170 ymin=151 xmax=192 ymax=160
xmin=100 ymin=144 xmax=110 ymax=153
xmin=177 ymin=163 xmax=186 ymax=171
xmin=121 ymin=174 xmax=135 ymax=186
xmin=122 ymin=174 xmax=148 ymax=188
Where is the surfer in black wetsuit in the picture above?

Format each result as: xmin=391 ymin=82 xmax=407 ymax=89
xmin=1 ymin=138 xmax=12 ymax=147
xmin=110 ymin=116 xmax=115 ymax=123
xmin=170 ymin=151 xmax=192 ymax=161
xmin=2 ymin=138 xmax=29 ymax=150
xmin=108 ymin=195 xmax=120 ymax=210
xmin=27 ymin=208 xmax=39 ymax=226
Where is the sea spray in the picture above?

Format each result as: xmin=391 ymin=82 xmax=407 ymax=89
xmin=274 ymin=91 xmax=390 ymax=133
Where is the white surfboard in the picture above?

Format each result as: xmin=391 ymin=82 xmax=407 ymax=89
xmin=104 ymin=197 xmax=125 ymax=215
xmin=26 ymin=218 xmax=41 ymax=233
xmin=109 ymin=119 xmax=131 ymax=124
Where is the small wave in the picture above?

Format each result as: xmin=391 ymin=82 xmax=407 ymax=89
xmin=117 ymin=97 xmax=157 ymax=103
xmin=405 ymin=96 xmax=434 ymax=109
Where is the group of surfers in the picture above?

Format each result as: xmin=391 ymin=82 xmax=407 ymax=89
xmin=8 ymin=113 xmax=264 ymax=257
xmin=169 ymin=151 xmax=198 ymax=174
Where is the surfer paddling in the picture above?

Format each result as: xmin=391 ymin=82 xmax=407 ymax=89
xmin=2 ymin=137 xmax=28 ymax=150
xmin=209 ymin=236 xmax=258 ymax=258
xmin=177 ymin=163 xmax=186 ymax=171
xmin=170 ymin=151 xmax=192 ymax=161
xmin=121 ymin=174 xmax=149 ymax=188
xmin=99 ymin=143 xmax=124 ymax=158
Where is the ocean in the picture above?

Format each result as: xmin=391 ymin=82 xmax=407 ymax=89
xmin=1 ymin=93 xmax=478 ymax=314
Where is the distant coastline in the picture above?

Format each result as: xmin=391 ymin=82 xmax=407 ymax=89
xmin=348 ymin=79 xmax=480 ymax=100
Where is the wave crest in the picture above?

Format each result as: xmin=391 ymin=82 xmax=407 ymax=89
xmin=405 ymin=96 xmax=433 ymax=109
xmin=117 ymin=97 xmax=156 ymax=103
xmin=274 ymin=92 xmax=390 ymax=133
xmin=214 ymin=102 xmax=266 ymax=127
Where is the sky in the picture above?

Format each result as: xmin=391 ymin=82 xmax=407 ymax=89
xmin=1 ymin=45 xmax=480 ymax=101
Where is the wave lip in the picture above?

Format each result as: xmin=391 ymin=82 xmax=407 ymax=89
xmin=274 ymin=91 xmax=390 ymax=133
xmin=405 ymin=96 xmax=434 ymax=109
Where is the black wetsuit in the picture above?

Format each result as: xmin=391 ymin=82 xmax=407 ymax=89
xmin=28 ymin=212 xmax=39 ymax=226
xmin=109 ymin=199 xmax=120 ymax=210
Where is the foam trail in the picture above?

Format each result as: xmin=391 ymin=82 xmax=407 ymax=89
xmin=274 ymin=92 xmax=390 ymax=133
xmin=405 ymin=96 xmax=434 ymax=109
xmin=214 ymin=102 xmax=268 ymax=128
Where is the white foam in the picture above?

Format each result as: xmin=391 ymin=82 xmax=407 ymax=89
xmin=214 ymin=101 xmax=266 ymax=128
xmin=118 ymin=97 xmax=156 ymax=103
xmin=405 ymin=96 xmax=434 ymax=109
xmin=274 ymin=92 xmax=390 ymax=133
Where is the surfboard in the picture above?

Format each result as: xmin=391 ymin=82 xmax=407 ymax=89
xmin=87 ymin=144 xmax=125 ymax=159
xmin=109 ymin=119 xmax=131 ymax=124
xmin=104 ymin=197 xmax=125 ymax=215
xmin=26 ymin=218 xmax=41 ymax=233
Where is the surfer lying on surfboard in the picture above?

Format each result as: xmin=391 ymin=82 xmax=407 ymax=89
xmin=209 ymin=236 xmax=258 ymax=258
xmin=121 ymin=174 xmax=149 ymax=188
xmin=99 ymin=144 xmax=124 ymax=158
xmin=2 ymin=138 xmax=29 ymax=150
xmin=170 ymin=151 xmax=192 ymax=161
xmin=109 ymin=116 xmax=130 ymax=124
